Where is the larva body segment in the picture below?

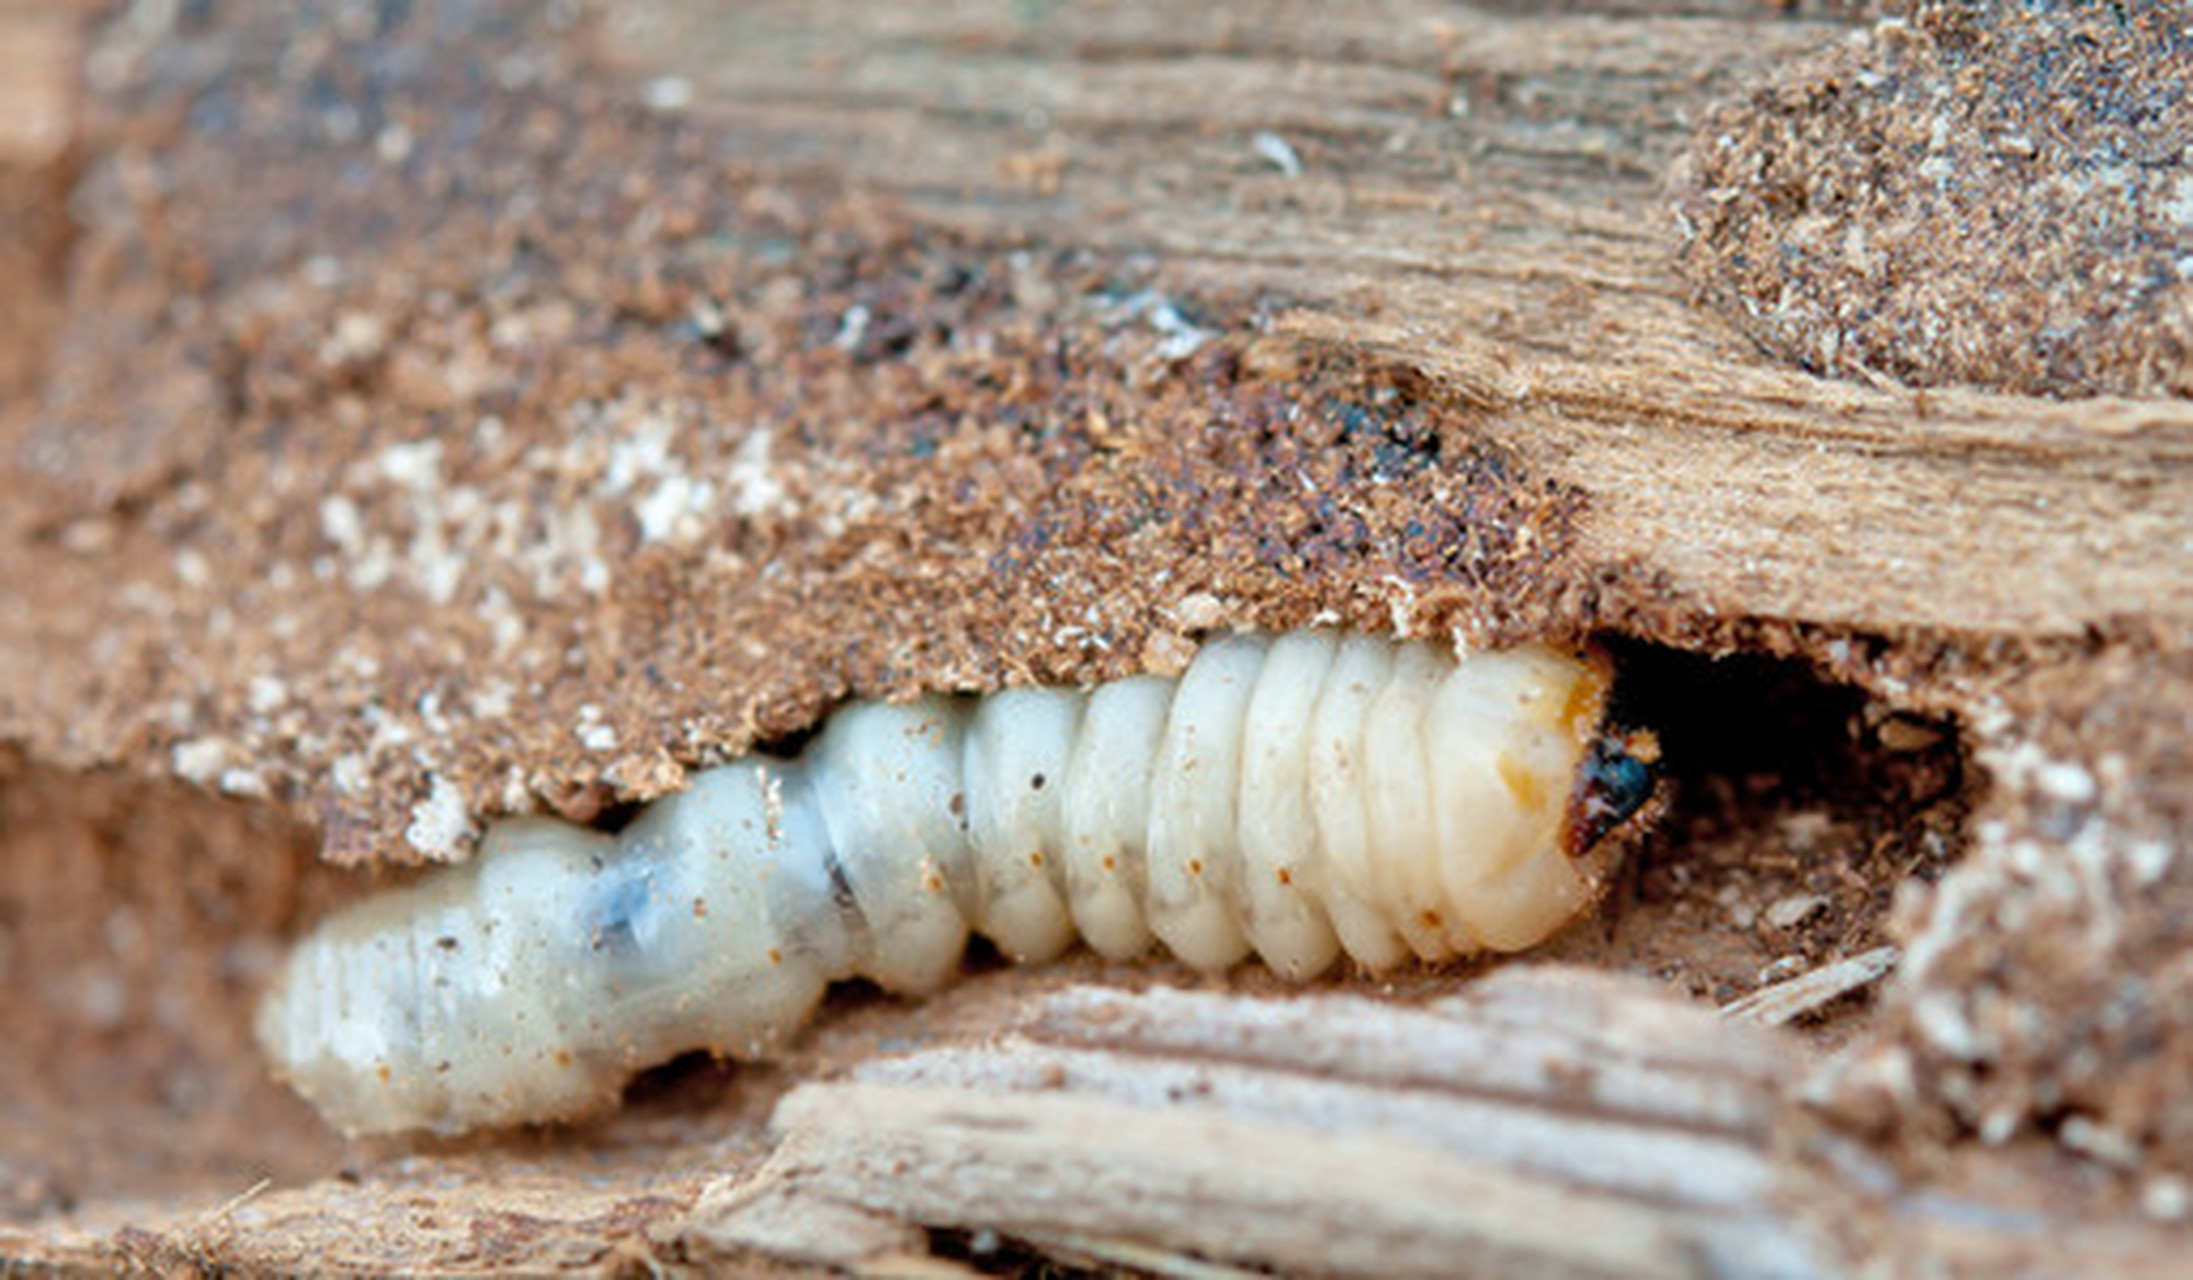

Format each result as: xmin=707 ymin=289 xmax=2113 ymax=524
xmin=1310 ymin=634 xmax=1415 ymax=970
xmin=807 ymin=699 xmax=972 ymax=996
xmin=1057 ymin=676 xmax=1168 ymax=960
xmin=1143 ymin=632 xmax=1265 ymax=972
xmin=1367 ymin=639 xmax=1457 ymax=960
xmin=961 ymin=687 xmax=1081 ymax=964
xmin=1234 ymin=630 xmax=1343 ymax=980
xmin=259 ymin=631 xmax=1643 ymax=1136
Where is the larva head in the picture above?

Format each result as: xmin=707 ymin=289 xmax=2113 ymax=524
xmin=1566 ymin=727 xmax=1660 ymax=857
xmin=1418 ymin=643 xmax=1665 ymax=953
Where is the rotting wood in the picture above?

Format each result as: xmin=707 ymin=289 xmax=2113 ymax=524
xmin=0 ymin=1 xmax=77 ymax=169
xmin=0 ymin=2 xmax=2185 ymax=1274
xmin=691 ymin=972 xmax=2189 ymax=1279
xmin=1722 ymin=945 xmax=1900 ymax=1028
xmin=693 ymin=970 xmax=1833 ymax=1279
xmin=611 ymin=0 xmax=2193 ymax=642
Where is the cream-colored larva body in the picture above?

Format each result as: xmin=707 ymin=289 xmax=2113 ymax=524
xmin=259 ymin=631 xmax=1628 ymax=1136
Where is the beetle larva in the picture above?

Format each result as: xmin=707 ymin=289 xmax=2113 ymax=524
xmin=258 ymin=631 xmax=1656 ymax=1136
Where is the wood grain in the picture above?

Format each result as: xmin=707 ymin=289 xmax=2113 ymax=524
xmin=2 ymin=4 xmax=2184 ymax=1273
xmin=0 ymin=2 xmax=78 ymax=168
xmin=691 ymin=971 xmax=1833 ymax=1279
xmin=612 ymin=0 xmax=2193 ymax=642
xmin=689 ymin=973 xmax=2188 ymax=1278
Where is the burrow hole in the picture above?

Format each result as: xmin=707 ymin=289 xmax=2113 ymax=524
xmin=1541 ymin=637 xmax=1973 ymax=1037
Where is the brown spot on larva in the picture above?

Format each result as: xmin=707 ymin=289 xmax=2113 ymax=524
xmin=767 ymin=947 xmax=784 ymax=966
xmin=1497 ymin=752 xmax=1549 ymax=814
xmin=691 ymin=898 xmax=708 ymax=919
xmin=376 ymin=1064 xmax=392 ymax=1084
xmin=1276 ymin=867 xmax=1294 ymax=886
xmin=1187 ymin=859 xmax=1204 ymax=877
xmin=1027 ymin=851 xmax=1045 ymax=869
xmin=924 ymin=870 xmax=946 ymax=892
xmin=554 ymin=1050 xmax=574 ymax=1067
xmin=948 ymin=792 xmax=966 ymax=817
xmin=1420 ymin=909 xmax=1442 ymax=931
xmin=1101 ymin=854 xmax=1117 ymax=872
xmin=1558 ymin=662 xmax=1608 ymax=739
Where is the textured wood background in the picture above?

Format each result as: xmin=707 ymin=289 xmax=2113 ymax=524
xmin=0 ymin=2 xmax=2185 ymax=1274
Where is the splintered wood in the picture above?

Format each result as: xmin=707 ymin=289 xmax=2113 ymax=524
xmin=691 ymin=969 xmax=1837 ymax=1278
xmin=1723 ymin=946 xmax=1901 ymax=1028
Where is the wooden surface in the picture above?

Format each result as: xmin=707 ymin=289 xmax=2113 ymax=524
xmin=0 ymin=1 xmax=77 ymax=168
xmin=702 ymin=973 xmax=1827 ymax=1279
xmin=689 ymin=973 xmax=2182 ymax=1278
xmin=1 ymin=4 xmax=2186 ymax=1275
xmin=613 ymin=0 xmax=2192 ymax=643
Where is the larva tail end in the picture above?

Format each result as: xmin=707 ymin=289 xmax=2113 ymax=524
xmin=1566 ymin=727 xmax=1661 ymax=858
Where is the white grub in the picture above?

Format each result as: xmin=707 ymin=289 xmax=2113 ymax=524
xmin=1723 ymin=946 xmax=1900 ymax=1028
xmin=259 ymin=632 xmax=1640 ymax=1137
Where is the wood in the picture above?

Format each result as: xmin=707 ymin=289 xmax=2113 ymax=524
xmin=1722 ymin=945 xmax=1900 ymax=1027
xmin=693 ymin=972 xmax=1825 ymax=1278
xmin=687 ymin=973 xmax=2183 ymax=1278
xmin=1 ymin=3 xmax=2185 ymax=1274
xmin=612 ymin=0 xmax=2193 ymax=642
xmin=0 ymin=1 xmax=77 ymax=168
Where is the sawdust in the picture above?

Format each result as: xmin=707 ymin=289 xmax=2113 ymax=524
xmin=1674 ymin=0 xmax=2193 ymax=398
xmin=0 ymin=0 xmax=1587 ymax=870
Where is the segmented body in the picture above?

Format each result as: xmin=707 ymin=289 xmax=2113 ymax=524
xmin=259 ymin=631 xmax=1636 ymax=1136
